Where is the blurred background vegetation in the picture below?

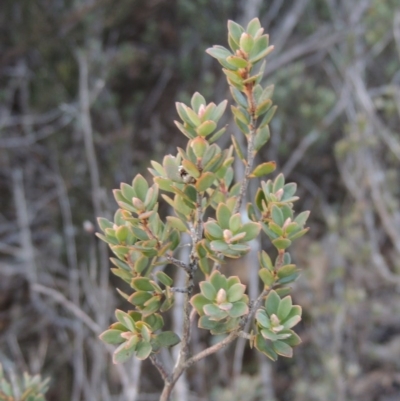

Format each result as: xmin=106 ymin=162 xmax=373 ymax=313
xmin=1 ymin=0 xmax=400 ymax=400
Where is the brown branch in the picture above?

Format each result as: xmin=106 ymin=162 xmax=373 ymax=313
xmin=166 ymin=256 xmax=191 ymax=273
xmin=150 ymin=355 xmax=170 ymax=383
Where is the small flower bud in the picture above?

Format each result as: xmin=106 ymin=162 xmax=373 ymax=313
xmin=121 ymin=332 xmax=133 ymax=340
xmin=223 ymin=229 xmax=233 ymax=243
xmin=216 ymin=288 xmax=227 ymax=304
xmin=132 ymin=197 xmax=144 ymax=210
xmin=198 ymin=104 xmax=206 ymax=118
xmin=239 ymin=32 xmax=254 ymax=53
xmin=282 ymin=217 xmax=292 ymax=230
xmin=275 ymin=188 xmax=284 ymax=200
xmin=270 ymin=313 xmax=280 ymax=326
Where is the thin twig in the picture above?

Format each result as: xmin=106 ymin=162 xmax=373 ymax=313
xmin=150 ymin=355 xmax=170 ymax=383
xmin=166 ymin=256 xmax=192 ymax=273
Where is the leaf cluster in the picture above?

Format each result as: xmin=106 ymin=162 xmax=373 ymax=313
xmin=97 ymin=18 xmax=309 ymax=370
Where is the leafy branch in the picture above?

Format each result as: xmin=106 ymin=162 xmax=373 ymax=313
xmin=97 ymin=18 xmax=309 ymax=401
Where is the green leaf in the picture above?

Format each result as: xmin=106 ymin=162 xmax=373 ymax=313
xmin=228 ymin=20 xmax=244 ymax=45
xmin=197 ymin=120 xmax=216 ymax=137
xmin=249 ymin=161 xmax=276 ymax=178
xmin=141 ymin=325 xmax=151 ymax=342
xmin=174 ymin=120 xmax=196 ymax=139
xmin=97 ymin=217 xmax=113 ymax=232
xmin=113 ymin=342 xmax=135 ymax=364
xmin=224 ymin=69 xmax=244 ymax=85
xmin=271 ymin=205 xmax=284 ymax=226
xmin=277 ymin=264 xmax=297 ymax=279
xmin=203 ymin=304 xmax=228 ymax=320
xmin=230 ymin=87 xmax=248 ymax=108
xmin=195 ymin=172 xmax=216 ymax=192
xmin=248 ymin=35 xmax=269 ymax=61
xmin=115 ymin=310 xmax=135 ymax=329
xmin=209 ymin=126 xmax=227 ymax=143
xmin=259 ymin=268 xmax=275 ymax=287
xmin=283 ymin=315 xmax=301 ymax=329
xmin=182 ymin=159 xmax=200 ymax=178
xmin=131 ymin=277 xmax=155 ymax=292
xmin=121 ymin=183 xmax=136 ymax=202
xmin=240 ymin=33 xmax=254 ymax=53
xmin=228 ymin=301 xmax=248 ymax=317
xmin=272 ymin=238 xmax=292 ymax=250
xmin=200 ymin=281 xmax=217 ymax=300
xmin=285 ymin=331 xmax=302 ymax=347
xmin=246 ymin=18 xmax=261 ymax=36
xmin=204 ymin=221 xmax=223 ymax=239
xmin=288 ymin=227 xmax=309 ymax=241
xmin=160 ymin=296 xmax=174 ymax=313
xmin=294 ymin=211 xmax=310 ymax=227
xmin=229 ymin=243 xmax=250 ymax=253
xmin=272 ymin=173 xmax=285 ymax=192
xmin=206 ymin=45 xmax=232 ymax=60
xmin=135 ymin=341 xmax=152 ymax=360
xmin=227 ymin=283 xmax=246 ymax=302
xmin=210 ymin=270 xmax=228 ymax=290
xmin=249 ymin=43 xmax=274 ymax=64
xmin=163 ymin=155 xmax=181 ymax=181
xmin=229 ymin=213 xmax=242 ymax=233
xmin=198 ymin=315 xmax=218 ymax=331
xmin=132 ymin=174 xmax=148 ymax=202
xmin=141 ymin=297 xmax=161 ymax=317
xmin=231 ymin=135 xmax=246 ymax=162
xmin=216 ymin=203 xmax=231 ymax=230
xmin=240 ymin=222 xmax=261 ymax=241
xmin=191 ymin=92 xmax=206 ymax=113
xmin=115 ymin=226 xmax=129 ymax=243
xmin=99 ymin=329 xmax=124 ymax=345
xmin=255 ymin=99 xmax=272 ymax=118
xmin=265 ymin=290 xmax=280 ymax=315
xmin=144 ymin=313 xmax=164 ymax=332
xmin=226 ymin=56 xmax=248 ymax=68
xmin=199 ymin=257 xmax=211 ymax=275
xmin=231 ymin=105 xmax=249 ymax=124
xmin=261 ymin=328 xmax=278 ymax=341
xmin=156 ymin=331 xmax=181 ymax=348
xmin=277 ymin=296 xmax=292 ymax=321
xmin=128 ymin=291 xmax=152 ymax=306
xmin=166 ymin=216 xmax=187 ymax=232
xmin=269 ymin=222 xmax=283 ymax=236
xmin=254 ymin=334 xmax=277 ymax=361
xmin=259 ymin=105 xmax=277 ymax=128
xmin=259 ymin=250 xmax=274 ymax=271
xmin=210 ymin=240 xmax=229 ymax=252
xmin=272 ymin=341 xmax=293 ymax=358
xmin=228 ymin=34 xmax=240 ymax=52
xmin=254 ymin=125 xmax=270 ymax=151
xmin=255 ymin=309 xmax=270 ymax=329
xmin=155 ymin=271 xmax=173 ymax=287
xmin=212 ymin=100 xmax=228 ymax=122
xmin=190 ymin=294 xmax=209 ymax=315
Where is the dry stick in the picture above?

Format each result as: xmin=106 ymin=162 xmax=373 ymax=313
xmin=12 ymin=169 xmax=37 ymax=283
xmin=52 ymin=155 xmax=85 ymax=401
xmin=76 ymin=48 xmax=118 ymax=398
xmin=159 ymin=197 xmax=203 ymax=401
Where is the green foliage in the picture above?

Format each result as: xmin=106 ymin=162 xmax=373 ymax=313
xmin=98 ymin=18 xmax=308 ymax=380
xmin=0 ymin=364 xmax=49 ymax=401
xmin=191 ymin=271 xmax=249 ymax=334
xmin=254 ymin=290 xmax=302 ymax=361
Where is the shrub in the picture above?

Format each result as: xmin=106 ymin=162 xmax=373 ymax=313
xmin=97 ymin=18 xmax=309 ymax=401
